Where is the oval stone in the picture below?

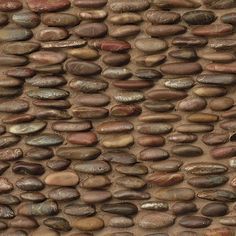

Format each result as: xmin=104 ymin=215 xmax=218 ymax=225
xmin=103 ymin=53 xmax=130 ymax=66
xmin=147 ymin=25 xmax=186 ymax=37
xmin=17 ymin=200 xmax=58 ymax=216
xmin=146 ymin=172 xmax=184 ymax=187
xmin=27 ymin=88 xmax=69 ymax=100
xmin=109 ymin=0 xmax=149 ymax=12
xmin=0 ymin=99 xmax=29 ymax=113
xmin=0 ymin=28 xmax=33 ymax=42
xmin=12 ymin=11 xmax=40 ymax=28
xmin=70 ymin=79 xmax=108 ymax=93
xmin=138 ymin=213 xmax=176 ymax=229
xmin=109 ymin=13 xmax=142 ymax=25
xmin=64 ymin=204 xmax=95 ymax=217
xmin=135 ymin=38 xmax=168 ymax=53
xmin=25 ymin=133 xmax=64 ymax=146
xmin=179 ymin=216 xmax=212 ymax=228
xmin=80 ymin=175 xmax=111 ymax=189
xmin=26 ymin=0 xmax=70 ymax=12
xmin=160 ymin=62 xmax=202 ymax=75
xmin=3 ymin=42 xmax=40 ymax=55
xmin=146 ymin=10 xmax=180 ymax=24
xmin=73 ymin=217 xmax=104 ymax=231
xmin=201 ymin=203 xmax=228 ymax=217
xmin=74 ymin=23 xmax=107 ymax=38
xmin=9 ymin=121 xmax=46 ymax=135
xmin=44 ymin=171 xmax=79 ymax=186
xmin=183 ymin=162 xmax=228 ymax=175
xmin=73 ymin=160 xmax=110 ymax=174
xmin=35 ymin=27 xmax=68 ymax=41
xmin=76 ymin=94 xmax=110 ymax=107
xmin=192 ymin=24 xmax=233 ymax=36
xmin=100 ymin=151 xmax=136 ymax=165
xmin=198 ymin=190 xmax=236 ymax=202
xmin=139 ymin=148 xmax=169 ymax=161
xmin=96 ymin=121 xmax=133 ymax=134
xmin=48 ymin=187 xmax=79 ymax=201
xmin=81 ymin=190 xmax=111 ymax=203
xmin=202 ymin=133 xmax=229 ymax=146
xmin=146 ymin=89 xmax=187 ymax=101
xmin=42 ymin=13 xmax=78 ymax=27
xmin=56 ymin=147 xmax=100 ymax=160
xmin=65 ymin=60 xmax=101 ymax=76
xmin=154 ymin=188 xmax=195 ymax=201
xmin=209 ymin=97 xmax=234 ymax=111
xmin=188 ymin=175 xmax=229 ymax=188
xmin=172 ymin=202 xmax=197 ymax=216
xmin=183 ymin=10 xmax=216 ymax=25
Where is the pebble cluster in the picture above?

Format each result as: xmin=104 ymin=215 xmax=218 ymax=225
xmin=1 ymin=0 xmax=236 ymax=235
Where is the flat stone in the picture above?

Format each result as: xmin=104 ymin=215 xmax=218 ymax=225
xmin=12 ymin=11 xmax=40 ymax=28
xmin=17 ymin=200 xmax=58 ymax=216
xmin=197 ymin=190 xmax=236 ymax=202
xmin=109 ymin=13 xmax=142 ymax=25
xmin=74 ymin=23 xmax=108 ymax=38
xmin=64 ymin=204 xmax=95 ymax=217
xmin=96 ymin=121 xmax=133 ymax=134
xmin=43 ymin=217 xmax=71 ymax=232
xmin=146 ymin=172 xmax=184 ymax=186
xmin=135 ymin=38 xmax=168 ymax=53
xmin=179 ymin=216 xmax=212 ymax=228
xmin=3 ymin=42 xmax=40 ymax=55
xmin=16 ymin=176 xmax=44 ymax=191
xmin=102 ymin=134 xmax=134 ymax=148
xmin=67 ymin=48 xmax=99 ymax=60
xmin=100 ymin=151 xmax=136 ymax=165
xmin=109 ymin=0 xmax=149 ymax=12
xmin=0 ymin=99 xmax=29 ymax=113
xmin=42 ymin=13 xmax=78 ymax=27
xmin=70 ymin=79 xmax=108 ymax=93
xmin=0 ymin=0 xmax=22 ymax=11
xmin=44 ymin=171 xmax=79 ymax=186
xmin=201 ymin=203 xmax=228 ymax=217
xmin=56 ymin=147 xmax=101 ymax=160
xmin=36 ymin=28 xmax=68 ymax=44
xmin=79 ymin=10 xmax=108 ymax=21
xmin=81 ymin=190 xmax=112 ymax=203
xmin=161 ymin=62 xmax=202 ymax=75
xmin=25 ymin=133 xmax=64 ymax=146
xmin=0 ymin=28 xmax=32 ymax=42
xmin=27 ymin=89 xmax=69 ymax=100
xmin=116 ymin=176 xmax=145 ymax=189
xmin=154 ymin=188 xmax=195 ymax=201
xmin=146 ymin=10 xmax=180 ymax=24
xmin=26 ymin=0 xmax=70 ymax=12
xmin=0 ymin=205 xmax=14 ymax=219
xmin=9 ymin=121 xmax=46 ymax=135
xmin=183 ymin=10 xmax=216 ymax=25
xmin=172 ymin=202 xmax=197 ymax=216
xmin=65 ymin=60 xmax=101 ymax=76
xmin=138 ymin=213 xmax=176 ymax=229
xmin=183 ymin=162 xmax=228 ymax=175
xmin=80 ymin=175 xmax=111 ymax=189
xmin=12 ymin=161 xmax=45 ymax=175
xmin=192 ymin=24 xmax=233 ymax=36
xmin=9 ymin=215 xmax=38 ymax=229
xmin=75 ymin=0 xmax=107 ymax=8
xmin=73 ymin=217 xmax=104 ymax=231
xmin=73 ymin=160 xmax=110 ymax=174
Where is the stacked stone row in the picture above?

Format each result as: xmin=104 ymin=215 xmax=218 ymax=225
xmin=0 ymin=0 xmax=236 ymax=235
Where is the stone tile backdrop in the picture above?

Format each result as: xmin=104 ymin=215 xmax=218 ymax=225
xmin=0 ymin=0 xmax=236 ymax=235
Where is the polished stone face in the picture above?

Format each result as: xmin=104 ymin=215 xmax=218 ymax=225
xmin=1 ymin=0 xmax=236 ymax=235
